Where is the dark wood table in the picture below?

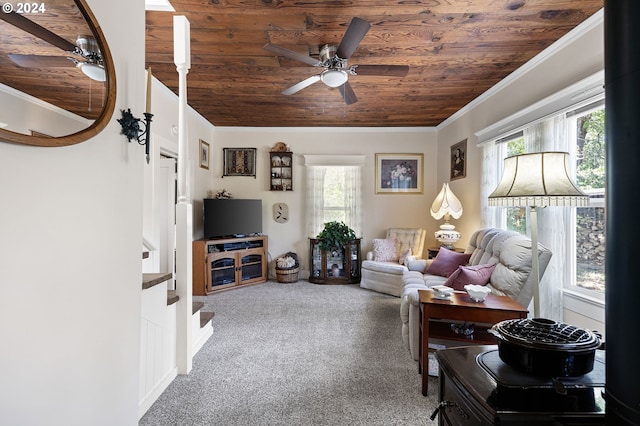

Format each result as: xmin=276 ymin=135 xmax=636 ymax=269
xmin=418 ymin=289 xmax=528 ymax=395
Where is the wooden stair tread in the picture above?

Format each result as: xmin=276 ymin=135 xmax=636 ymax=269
xmin=167 ymin=290 xmax=179 ymax=306
xmin=142 ymin=272 xmax=173 ymax=290
xmin=192 ymin=301 xmax=204 ymax=314
xmin=200 ymin=311 xmax=215 ymax=328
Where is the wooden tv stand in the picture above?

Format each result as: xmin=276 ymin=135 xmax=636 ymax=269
xmin=192 ymin=235 xmax=268 ymax=295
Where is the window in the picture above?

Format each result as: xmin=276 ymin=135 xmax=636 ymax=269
xmin=570 ymin=106 xmax=606 ymax=296
xmin=305 ymin=157 xmax=363 ymax=238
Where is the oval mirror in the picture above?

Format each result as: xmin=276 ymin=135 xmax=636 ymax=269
xmin=0 ymin=0 xmax=116 ymax=146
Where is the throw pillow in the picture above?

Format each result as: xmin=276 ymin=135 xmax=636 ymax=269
xmin=372 ymin=239 xmax=399 ymax=262
xmin=399 ymin=247 xmax=412 ymax=265
xmin=443 ymin=263 xmax=497 ymax=291
xmin=424 ymin=248 xmax=471 ymax=277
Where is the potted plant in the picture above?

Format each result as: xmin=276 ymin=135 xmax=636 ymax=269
xmin=316 ymin=221 xmax=356 ymax=252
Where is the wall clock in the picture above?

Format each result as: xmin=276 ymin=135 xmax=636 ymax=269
xmin=273 ymin=203 xmax=289 ymax=223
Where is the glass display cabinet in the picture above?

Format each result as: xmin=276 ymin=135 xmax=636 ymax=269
xmin=308 ymin=238 xmax=361 ymax=284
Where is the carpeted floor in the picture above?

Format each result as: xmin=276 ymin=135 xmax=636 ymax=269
xmin=139 ymin=280 xmax=440 ymax=425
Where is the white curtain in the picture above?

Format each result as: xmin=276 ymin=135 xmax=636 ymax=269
xmin=523 ymin=115 xmax=570 ymax=321
xmin=305 ymin=165 xmax=363 ymax=238
xmin=480 ymin=141 xmax=505 ymax=229
xmin=343 ymin=166 xmax=363 ymax=237
xmin=306 ymin=166 xmax=327 ymax=238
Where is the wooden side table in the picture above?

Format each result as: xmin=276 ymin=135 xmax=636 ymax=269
xmin=418 ymin=289 xmax=528 ymax=395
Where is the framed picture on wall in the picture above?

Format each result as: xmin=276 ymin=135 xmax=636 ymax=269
xmin=375 ymin=153 xmax=423 ymax=194
xmin=199 ymin=140 xmax=210 ymax=169
xmin=450 ymin=139 xmax=467 ymax=180
xmin=222 ymin=147 xmax=257 ymax=178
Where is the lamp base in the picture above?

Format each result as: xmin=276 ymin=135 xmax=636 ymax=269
xmin=435 ymin=229 xmax=461 ymax=248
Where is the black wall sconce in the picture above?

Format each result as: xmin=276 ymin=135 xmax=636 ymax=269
xmin=117 ymin=109 xmax=153 ymax=163
xmin=117 ymin=68 xmax=154 ymax=163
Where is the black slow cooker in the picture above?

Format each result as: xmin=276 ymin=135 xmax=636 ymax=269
xmin=488 ymin=318 xmax=601 ymax=377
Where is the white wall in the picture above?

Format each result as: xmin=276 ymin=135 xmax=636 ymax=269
xmin=0 ymin=0 xmax=145 ymax=424
xmin=208 ymin=127 xmax=438 ymax=276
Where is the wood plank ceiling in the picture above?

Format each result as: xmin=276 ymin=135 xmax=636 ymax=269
xmin=146 ymin=0 xmax=603 ymax=127
xmin=0 ymin=1 xmax=603 ymax=129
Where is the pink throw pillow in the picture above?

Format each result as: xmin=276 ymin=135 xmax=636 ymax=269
xmin=424 ymin=247 xmax=471 ymax=277
xmin=372 ymin=239 xmax=398 ymax=262
xmin=444 ymin=263 xmax=497 ymax=291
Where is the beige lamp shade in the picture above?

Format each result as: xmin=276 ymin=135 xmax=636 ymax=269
xmin=488 ymin=152 xmax=589 ymax=207
xmin=430 ymin=183 xmax=463 ymax=220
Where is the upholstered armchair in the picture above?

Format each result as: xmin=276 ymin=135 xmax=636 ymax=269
xmin=359 ymin=228 xmax=427 ymax=297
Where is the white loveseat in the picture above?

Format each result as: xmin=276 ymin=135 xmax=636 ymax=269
xmin=400 ymin=228 xmax=552 ymax=361
xmin=359 ymin=228 xmax=426 ymax=297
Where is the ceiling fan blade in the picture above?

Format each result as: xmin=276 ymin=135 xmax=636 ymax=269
xmin=354 ymin=64 xmax=409 ymax=77
xmin=0 ymin=11 xmax=77 ymax=53
xmin=336 ymin=17 xmax=370 ymax=59
xmin=338 ymin=82 xmax=358 ymax=105
xmin=264 ymin=43 xmax=321 ymax=67
xmin=282 ymin=75 xmax=321 ymax=95
xmin=9 ymin=54 xmax=76 ymax=68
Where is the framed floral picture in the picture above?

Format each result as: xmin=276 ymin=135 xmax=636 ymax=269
xmin=199 ymin=140 xmax=210 ymax=169
xmin=450 ymin=139 xmax=467 ymax=180
xmin=375 ymin=153 xmax=423 ymax=194
xmin=222 ymin=147 xmax=257 ymax=177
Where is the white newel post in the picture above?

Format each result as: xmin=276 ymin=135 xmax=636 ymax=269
xmin=174 ymin=15 xmax=193 ymax=375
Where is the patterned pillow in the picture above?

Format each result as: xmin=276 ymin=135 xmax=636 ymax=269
xmin=372 ymin=239 xmax=399 ymax=262
xmin=424 ymin=247 xmax=471 ymax=277
xmin=443 ymin=263 xmax=497 ymax=291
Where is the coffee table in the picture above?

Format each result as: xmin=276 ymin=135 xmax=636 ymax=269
xmin=418 ymin=289 xmax=528 ymax=395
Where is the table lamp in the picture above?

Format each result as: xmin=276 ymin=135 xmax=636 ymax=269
xmin=488 ymin=152 xmax=589 ymax=317
xmin=430 ymin=183 xmax=463 ymax=248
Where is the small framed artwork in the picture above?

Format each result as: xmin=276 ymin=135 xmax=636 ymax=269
xmin=375 ymin=153 xmax=423 ymax=194
xmin=199 ymin=140 xmax=210 ymax=169
xmin=450 ymin=139 xmax=467 ymax=180
xmin=222 ymin=147 xmax=257 ymax=178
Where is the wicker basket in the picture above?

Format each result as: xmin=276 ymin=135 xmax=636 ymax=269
xmin=276 ymin=266 xmax=300 ymax=283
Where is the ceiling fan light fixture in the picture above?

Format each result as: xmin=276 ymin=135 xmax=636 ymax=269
xmin=78 ymin=62 xmax=106 ymax=82
xmin=320 ymin=69 xmax=348 ymax=88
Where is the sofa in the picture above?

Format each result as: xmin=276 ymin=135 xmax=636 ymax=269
xmin=400 ymin=228 xmax=552 ymax=361
xmin=359 ymin=228 xmax=427 ymax=297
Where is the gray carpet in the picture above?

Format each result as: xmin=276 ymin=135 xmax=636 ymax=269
xmin=140 ymin=280 xmax=440 ymax=425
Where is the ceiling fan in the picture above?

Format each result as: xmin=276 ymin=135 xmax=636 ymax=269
xmin=0 ymin=10 xmax=105 ymax=82
xmin=264 ymin=17 xmax=409 ymax=105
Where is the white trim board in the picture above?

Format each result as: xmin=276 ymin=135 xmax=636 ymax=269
xmin=474 ymin=70 xmax=604 ymax=145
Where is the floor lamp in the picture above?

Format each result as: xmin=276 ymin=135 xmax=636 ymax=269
xmin=488 ymin=152 xmax=589 ymax=318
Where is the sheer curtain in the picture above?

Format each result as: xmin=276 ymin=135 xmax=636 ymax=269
xmin=480 ymin=141 xmax=505 ymax=229
xmin=305 ymin=163 xmax=363 ymax=238
xmin=343 ymin=166 xmax=363 ymax=237
xmin=306 ymin=166 xmax=327 ymax=238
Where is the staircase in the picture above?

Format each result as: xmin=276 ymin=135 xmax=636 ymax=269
xmin=139 ymin=272 xmax=214 ymax=418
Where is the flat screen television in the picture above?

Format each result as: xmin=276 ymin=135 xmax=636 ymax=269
xmin=203 ymin=198 xmax=262 ymax=238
